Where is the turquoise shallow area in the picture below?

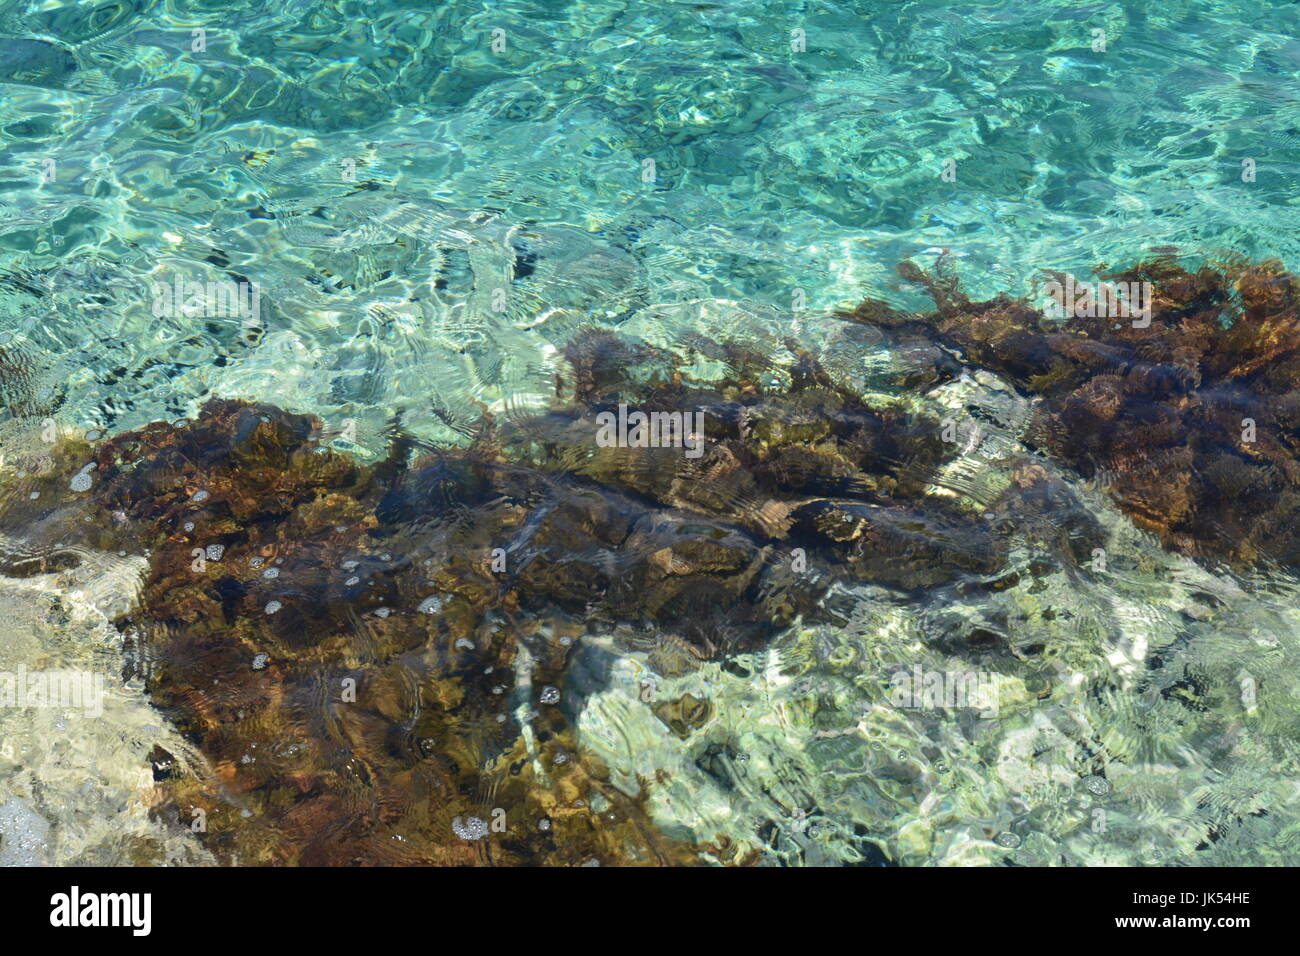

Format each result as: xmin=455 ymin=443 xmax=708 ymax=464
xmin=1 ymin=0 xmax=1300 ymax=865
xmin=2 ymin=0 xmax=1299 ymax=435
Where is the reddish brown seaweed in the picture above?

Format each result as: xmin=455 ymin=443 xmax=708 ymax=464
xmin=1 ymin=324 xmax=1102 ymax=865
xmin=841 ymin=257 xmax=1300 ymax=566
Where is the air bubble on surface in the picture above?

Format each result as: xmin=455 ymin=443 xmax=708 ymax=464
xmin=1082 ymin=775 xmax=1111 ymax=796
xmin=452 ymin=816 xmax=488 ymax=841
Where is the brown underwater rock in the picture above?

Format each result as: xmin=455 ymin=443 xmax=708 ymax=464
xmin=1 ymin=326 xmax=1103 ymax=865
xmin=840 ymin=256 xmax=1300 ymax=567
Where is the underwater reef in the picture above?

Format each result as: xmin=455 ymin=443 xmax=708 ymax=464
xmin=5 ymin=253 xmax=1300 ymax=865
xmin=842 ymin=256 xmax=1300 ymax=568
xmin=0 ymin=322 xmax=1105 ymax=865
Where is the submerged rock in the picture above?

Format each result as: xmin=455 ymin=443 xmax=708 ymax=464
xmin=841 ymin=256 xmax=1300 ymax=567
xmin=0 ymin=322 xmax=1102 ymax=865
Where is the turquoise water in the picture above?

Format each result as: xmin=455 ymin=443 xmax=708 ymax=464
xmin=4 ymin=0 xmax=1300 ymax=438
xmin=2 ymin=0 xmax=1300 ymax=865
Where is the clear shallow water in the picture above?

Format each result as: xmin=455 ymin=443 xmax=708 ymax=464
xmin=1 ymin=0 xmax=1299 ymax=865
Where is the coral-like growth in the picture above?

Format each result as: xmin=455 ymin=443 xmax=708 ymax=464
xmin=841 ymin=257 xmax=1300 ymax=566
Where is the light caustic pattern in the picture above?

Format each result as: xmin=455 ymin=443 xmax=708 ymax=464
xmin=0 ymin=0 xmax=1299 ymax=865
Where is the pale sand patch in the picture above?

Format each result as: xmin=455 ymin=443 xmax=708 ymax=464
xmin=0 ymin=540 xmax=213 ymax=865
